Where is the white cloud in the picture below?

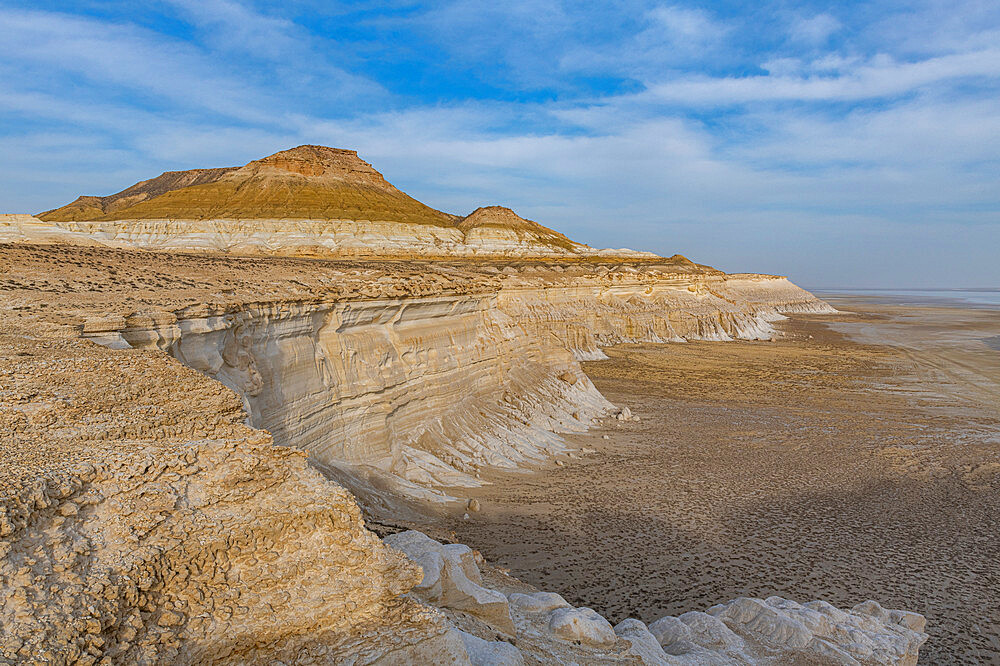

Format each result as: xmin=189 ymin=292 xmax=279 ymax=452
xmin=646 ymin=5 xmax=726 ymax=48
xmin=559 ymin=3 xmax=728 ymax=78
xmin=0 ymin=9 xmax=275 ymax=122
xmin=0 ymin=6 xmax=382 ymax=125
xmin=644 ymin=48 xmax=1000 ymax=104
xmin=163 ymin=0 xmax=299 ymax=56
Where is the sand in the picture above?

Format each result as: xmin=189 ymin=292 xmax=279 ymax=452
xmin=441 ymin=298 xmax=1000 ymax=663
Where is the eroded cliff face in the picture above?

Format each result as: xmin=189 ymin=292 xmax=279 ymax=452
xmin=0 ymin=324 xmax=465 ymax=665
xmin=498 ymin=270 xmax=835 ymax=361
xmin=27 ymin=252 xmax=831 ymax=497
xmin=2 ymin=144 xmax=918 ymax=663
xmin=0 ymin=316 xmax=927 ymax=666
xmin=133 ymin=294 xmax=611 ymax=495
xmin=10 ymin=215 xmax=655 ymax=260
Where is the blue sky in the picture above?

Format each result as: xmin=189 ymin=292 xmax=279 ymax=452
xmin=1 ymin=1 xmax=998 ymax=287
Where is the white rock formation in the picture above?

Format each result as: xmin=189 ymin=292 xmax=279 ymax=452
xmin=508 ymin=591 xmax=572 ymax=614
xmin=706 ymin=596 xmax=927 ymax=665
xmin=548 ymin=606 xmax=619 ymax=646
xmin=385 ymin=530 xmax=516 ymax=635
xmin=383 ymin=531 xmax=929 ymax=666
xmin=497 ymin=269 xmax=836 ymax=361
xmin=615 ymin=619 xmax=674 ymax=665
xmin=62 ymin=263 xmax=833 ymax=502
xmin=0 ymin=214 xmax=121 ymax=247
xmin=456 ymin=630 xmax=525 ymax=666
xmin=0 ymin=329 xmax=470 ymax=664
xmin=15 ymin=206 xmax=659 ymax=261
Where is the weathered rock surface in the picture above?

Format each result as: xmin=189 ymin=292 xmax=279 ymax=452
xmin=0 ymin=251 xmax=923 ymax=665
xmin=30 ymin=145 xmax=655 ymax=260
xmin=548 ymin=606 xmax=618 ymax=646
xmin=3 ymin=147 xmax=834 ymax=501
xmin=615 ymin=619 xmax=673 ymax=665
xmin=384 ymin=530 xmax=515 ymax=635
xmin=707 ymin=596 xmax=928 ymax=665
xmin=2 ymin=145 xmax=908 ymax=665
xmin=455 ymin=630 xmax=525 ymax=666
xmin=0 ymin=213 xmax=119 ymax=247
xmin=0 ymin=325 xmax=458 ymax=664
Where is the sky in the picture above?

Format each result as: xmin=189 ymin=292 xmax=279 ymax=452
xmin=1 ymin=1 xmax=998 ymax=287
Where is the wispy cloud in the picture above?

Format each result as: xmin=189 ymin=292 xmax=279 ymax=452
xmin=644 ymin=49 xmax=1000 ymax=104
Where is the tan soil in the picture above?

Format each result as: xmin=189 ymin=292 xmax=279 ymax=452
xmin=445 ymin=303 xmax=1000 ymax=664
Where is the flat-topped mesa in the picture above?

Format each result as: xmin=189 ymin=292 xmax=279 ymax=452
xmin=241 ymin=145 xmax=394 ymax=188
xmin=39 ymin=144 xmax=455 ymax=226
xmin=28 ymin=145 xmax=663 ymax=258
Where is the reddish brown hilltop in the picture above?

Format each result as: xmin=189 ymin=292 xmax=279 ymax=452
xmin=39 ymin=145 xmax=458 ymax=226
xmin=39 ymin=167 xmax=237 ymax=221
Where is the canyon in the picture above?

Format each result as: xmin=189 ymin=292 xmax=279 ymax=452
xmin=1 ymin=146 xmax=926 ymax=664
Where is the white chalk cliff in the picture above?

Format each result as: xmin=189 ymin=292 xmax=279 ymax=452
xmin=69 ymin=263 xmax=832 ymax=500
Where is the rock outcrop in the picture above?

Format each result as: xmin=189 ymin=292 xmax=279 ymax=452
xmin=30 ymin=145 xmax=656 ymax=259
xmin=0 ymin=324 xmax=466 ymax=664
xmin=383 ymin=531 xmax=928 ymax=665
xmin=0 ymin=214 xmax=120 ymax=247
xmin=0 ymin=243 xmax=832 ymax=502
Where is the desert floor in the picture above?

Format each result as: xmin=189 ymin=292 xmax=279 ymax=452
xmin=442 ymin=299 xmax=1000 ymax=663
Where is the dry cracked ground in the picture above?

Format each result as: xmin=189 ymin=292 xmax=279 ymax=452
xmin=447 ymin=308 xmax=1000 ymax=664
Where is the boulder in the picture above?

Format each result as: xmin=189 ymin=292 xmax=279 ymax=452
xmin=614 ymin=618 xmax=672 ymax=665
xmin=457 ymin=630 xmax=525 ymax=666
xmin=374 ymin=628 xmax=473 ymax=665
xmin=385 ymin=531 xmax=515 ymax=634
xmin=706 ymin=597 xmax=813 ymax=649
xmin=548 ymin=606 xmax=617 ymax=647
xmin=707 ymin=596 xmax=928 ymax=665
xmin=507 ymin=591 xmax=571 ymax=614
xmin=648 ymin=615 xmax=693 ymax=647
xmin=677 ymin=611 xmax=746 ymax=651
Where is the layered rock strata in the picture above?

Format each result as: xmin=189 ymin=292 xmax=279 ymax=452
xmin=1 ymin=144 xmax=922 ymax=663
xmin=13 ymin=213 xmax=655 ymax=260
xmin=0 ymin=245 xmax=832 ymax=499
xmin=0 ymin=243 xmax=917 ymax=664
xmin=497 ymin=269 xmax=835 ymax=360
xmin=28 ymin=145 xmax=655 ymax=259
xmin=0 ymin=316 xmax=927 ymax=663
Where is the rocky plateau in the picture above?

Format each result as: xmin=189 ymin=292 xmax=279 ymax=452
xmin=1 ymin=146 xmax=925 ymax=664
